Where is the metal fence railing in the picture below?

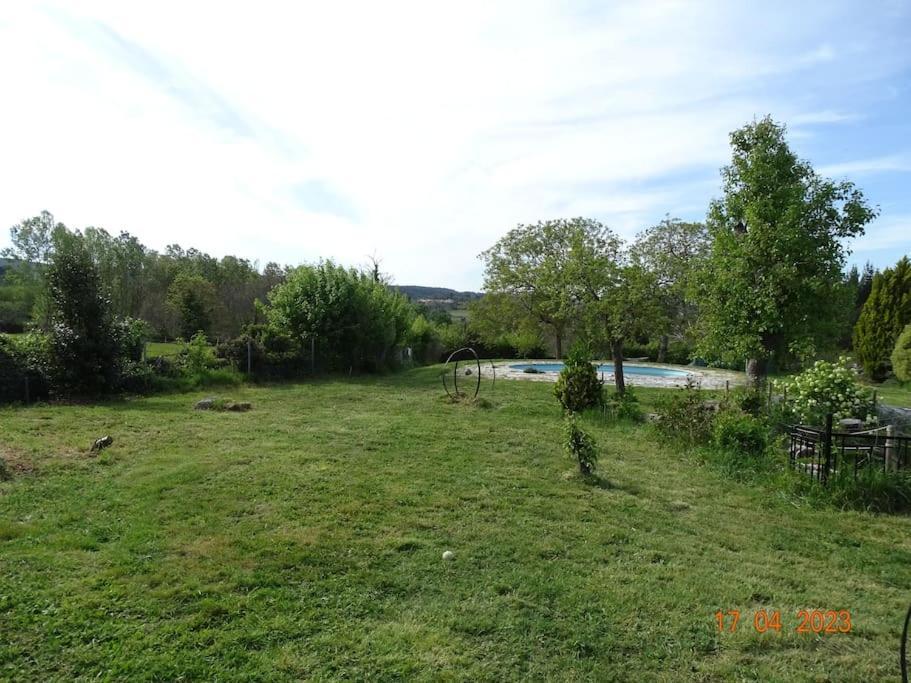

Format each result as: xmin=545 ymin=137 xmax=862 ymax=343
xmin=788 ymin=414 xmax=911 ymax=484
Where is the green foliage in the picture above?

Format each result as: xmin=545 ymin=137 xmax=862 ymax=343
xmin=553 ymin=343 xmax=603 ymax=412
xmin=630 ymin=216 xmax=709 ymax=344
xmin=854 ymin=257 xmax=911 ymax=381
xmin=167 ymin=273 xmax=217 ymax=339
xmin=45 ymin=231 xmax=123 ymax=396
xmin=775 ymin=358 xmax=873 ymax=426
xmin=891 ymin=323 xmax=911 ymax=383
xmin=712 ymin=410 xmax=769 ymax=456
xmin=480 ymin=219 xmax=616 ymax=358
xmin=563 ymin=412 xmax=598 ymax=475
xmin=605 ymin=385 xmax=643 ymax=421
xmin=698 ymin=117 xmax=877 ymax=380
xmin=0 ymin=333 xmax=49 ymax=403
xmin=653 ymin=379 xmax=715 ymax=446
xmin=266 ymin=261 xmax=413 ymax=373
xmin=181 ymin=333 xmax=218 ymax=375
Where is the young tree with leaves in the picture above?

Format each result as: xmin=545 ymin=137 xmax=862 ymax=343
xmin=698 ymin=116 xmax=877 ymax=385
xmin=479 ymin=219 xmax=598 ymax=358
xmin=630 ymin=216 xmax=708 ymax=361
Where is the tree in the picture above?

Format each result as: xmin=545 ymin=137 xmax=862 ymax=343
xmin=1 ymin=211 xmax=67 ymax=329
xmin=698 ymin=117 xmax=877 ymax=385
xmin=266 ymin=261 xmax=413 ymax=372
xmin=480 ymin=219 xmax=598 ymax=358
xmin=891 ymin=324 xmax=911 ymax=384
xmin=853 ymin=257 xmax=911 ymax=381
xmin=571 ymin=256 xmax=663 ymax=395
xmin=167 ymin=273 xmax=217 ymax=339
xmin=630 ymin=216 xmax=709 ymax=361
xmin=45 ymin=230 xmax=121 ymax=395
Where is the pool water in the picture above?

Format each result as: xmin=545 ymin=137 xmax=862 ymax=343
xmin=509 ymin=362 xmax=691 ymax=378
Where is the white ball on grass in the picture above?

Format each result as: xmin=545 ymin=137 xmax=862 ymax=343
xmin=442 ymin=550 xmax=454 ymax=561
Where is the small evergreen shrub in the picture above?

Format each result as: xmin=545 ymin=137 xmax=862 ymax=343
xmin=774 ymin=357 xmax=874 ymax=426
xmin=554 ymin=343 xmax=603 ymax=412
xmin=563 ymin=412 xmax=598 ymax=475
xmin=891 ymin=323 xmax=911 ymax=383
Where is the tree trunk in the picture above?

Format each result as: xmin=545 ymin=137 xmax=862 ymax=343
xmin=745 ymin=357 xmax=767 ymax=388
xmin=554 ymin=332 xmax=563 ymax=359
xmin=611 ymin=339 xmax=626 ymax=395
xmin=657 ymin=334 xmax=669 ymax=363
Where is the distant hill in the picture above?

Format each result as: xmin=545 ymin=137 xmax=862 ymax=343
xmin=395 ymin=285 xmax=482 ymax=307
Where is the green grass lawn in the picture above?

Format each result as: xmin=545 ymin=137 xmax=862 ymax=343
xmin=862 ymin=378 xmax=911 ymax=409
xmin=145 ymin=341 xmax=183 ymax=358
xmin=1 ymin=369 xmax=909 ymax=680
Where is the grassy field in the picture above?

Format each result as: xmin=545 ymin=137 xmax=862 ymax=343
xmin=1 ymin=369 xmax=910 ymax=680
xmin=862 ymin=378 xmax=911 ymax=409
xmin=145 ymin=341 xmax=183 ymax=358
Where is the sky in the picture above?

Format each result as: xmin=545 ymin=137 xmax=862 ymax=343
xmin=0 ymin=1 xmax=909 ymax=291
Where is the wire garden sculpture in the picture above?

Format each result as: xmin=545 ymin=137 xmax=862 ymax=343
xmin=441 ymin=347 xmax=495 ymax=400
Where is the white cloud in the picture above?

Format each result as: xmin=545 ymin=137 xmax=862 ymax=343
xmin=0 ymin=0 xmax=909 ymax=288
xmin=819 ymin=155 xmax=911 ymax=177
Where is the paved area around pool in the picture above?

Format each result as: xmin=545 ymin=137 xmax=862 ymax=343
xmin=491 ymin=360 xmax=743 ymax=389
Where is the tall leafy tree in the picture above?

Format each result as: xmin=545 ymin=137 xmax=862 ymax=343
xmin=698 ymin=116 xmax=877 ymax=384
xmin=167 ymin=273 xmax=217 ymax=339
xmin=1 ymin=211 xmax=67 ymax=329
xmin=630 ymin=216 xmax=708 ymax=361
xmin=45 ymin=230 xmax=121 ymax=395
xmin=567 ymin=233 xmax=663 ymax=394
xmin=479 ymin=219 xmax=595 ymax=358
xmin=853 ymin=256 xmax=911 ymax=381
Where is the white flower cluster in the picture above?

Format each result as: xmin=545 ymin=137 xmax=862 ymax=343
xmin=775 ymin=357 xmax=875 ymax=425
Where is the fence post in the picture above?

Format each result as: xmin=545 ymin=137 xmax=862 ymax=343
xmin=725 ymin=380 xmax=729 ymax=396
xmin=311 ymin=336 xmax=316 ymax=375
xmin=821 ymin=413 xmax=833 ymax=485
xmin=885 ymin=424 xmax=896 ymax=473
xmin=246 ymin=339 xmax=252 ymax=375
xmin=767 ymin=381 xmax=772 ymax=408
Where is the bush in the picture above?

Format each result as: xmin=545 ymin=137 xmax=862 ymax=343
xmin=891 ymin=323 xmax=911 ymax=383
xmin=554 ymin=344 xmax=603 ymax=412
xmin=0 ymin=333 xmax=50 ymax=404
xmin=653 ymin=378 xmax=715 ymax=446
xmin=563 ymin=412 xmax=598 ymax=475
xmin=774 ymin=357 xmax=874 ymax=427
xmin=606 ymin=386 xmax=643 ymax=421
xmin=727 ymin=385 xmax=765 ymax=416
xmin=113 ymin=317 xmax=150 ymax=363
xmin=712 ymin=410 xmax=769 ymax=456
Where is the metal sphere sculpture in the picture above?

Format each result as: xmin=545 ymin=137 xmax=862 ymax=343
xmin=441 ymin=347 xmax=495 ymax=399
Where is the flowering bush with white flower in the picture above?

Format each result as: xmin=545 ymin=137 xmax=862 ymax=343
xmin=774 ymin=357 xmax=875 ymax=426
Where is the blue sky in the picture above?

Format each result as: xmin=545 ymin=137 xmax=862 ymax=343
xmin=0 ymin=1 xmax=909 ymax=290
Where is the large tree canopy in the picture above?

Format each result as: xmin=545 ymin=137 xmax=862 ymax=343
xmin=698 ymin=116 xmax=877 ymax=383
xmin=630 ymin=216 xmax=708 ymax=361
xmin=479 ymin=218 xmax=603 ymax=358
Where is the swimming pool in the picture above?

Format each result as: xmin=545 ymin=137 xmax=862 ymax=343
xmin=509 ymin=362 xmax=691 ymax=378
